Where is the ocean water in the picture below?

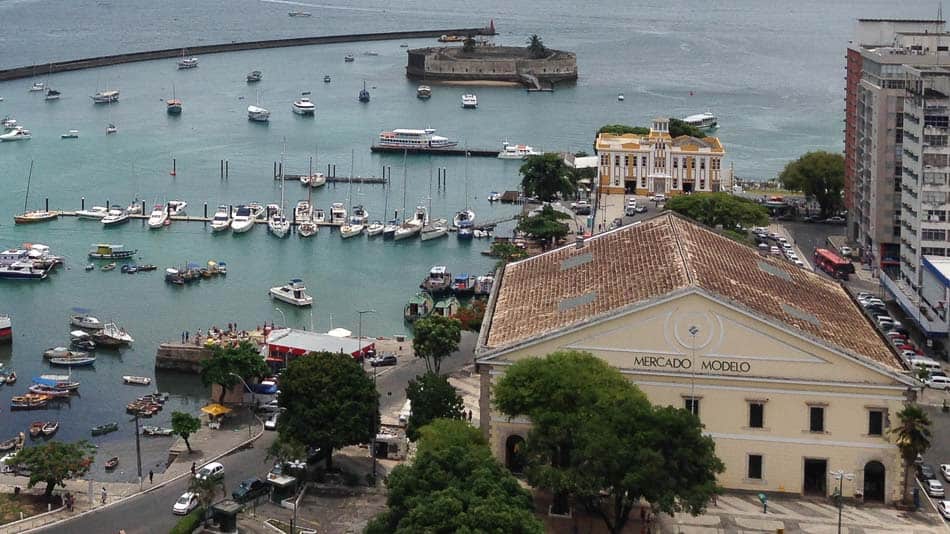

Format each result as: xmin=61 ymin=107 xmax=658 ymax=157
xmin=0 ymin=0 xmax=942 ymax=477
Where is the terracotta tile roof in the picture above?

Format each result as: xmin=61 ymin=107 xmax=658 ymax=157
xmin=484 ymin=212 xmax=903 ymax=372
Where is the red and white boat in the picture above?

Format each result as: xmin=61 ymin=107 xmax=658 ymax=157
xmin=0 ymin=315 xmax=10 ymax=344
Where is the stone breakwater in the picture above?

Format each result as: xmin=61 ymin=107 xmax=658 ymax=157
xmin=406 ymin=45 xmax=577 ymax=88
xmin=0 ymin=27 xmax=495 ymax=81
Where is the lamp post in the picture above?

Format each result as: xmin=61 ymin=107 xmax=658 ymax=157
xmin=273 ymin=307 xmax=286 ymax=328
xmin=129 ymin=413 xmax=142 ymax=490
xmin=829 ymin=470 xmax=854 ymax=534
xmin=356 ymin=309 xmax=376 ymax=368
xmin=229 ymin=372 xmax=255 ymax=441
xmin=688 ymin=325 xmax=699 ymax=414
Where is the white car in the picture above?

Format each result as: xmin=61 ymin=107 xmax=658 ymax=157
xmin=937 ymin=500 xmax=950 ymax=520
xmin=652 ymin=194 xmax=666 ymax=203
xmin=173 ymin=492 xmax=199 ymax=515
xmin=840 ymin=246 xmax=852 ymax=257
xmin=195 ymin=462 xmax=224 ymax=481
xmin=265 ymin=413 xmax=278 ymax=431
xmin=927 ymin=376 xmax=950 ymax=390
xmin=926 ymin=479 xmax=945 ymax=498
xmin=941 ymin=464 xmax=950 ymax=482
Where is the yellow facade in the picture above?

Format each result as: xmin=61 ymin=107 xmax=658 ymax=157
xmin=477 ymin=291 xmax=913 ymax=503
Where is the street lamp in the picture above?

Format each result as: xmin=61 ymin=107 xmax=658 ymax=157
xmin=273 ymin=307 xmax=286 ymax=328
xmin=356 ymin=309 xmax=376 ymax=368
xmin=229 ymin=372 xmax=255 ymax=441
xmin=688 ymin=325 xmax=699 ymax=414
xmin=829 ymin=470 xmax=854 ymax=534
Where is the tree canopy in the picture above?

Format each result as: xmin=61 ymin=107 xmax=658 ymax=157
xmin=526 ymin=34 xmax=547 ymax=59
xmin=517 ymin=205 xmax=571 ymax=248
xmin=277 ymin=352 xmax=378 ymax=469
xmin=891 ymin=404 xmax=932 ymax=504
xmin=171 ymin=411 xmax=202 ymax=453
xmin=664 ymin=192 xmax=768 ymax=229
xmin=454 ymin=299 xmax=486 ymax=332
xmin=597 ymin=124 xmax=650 ymax=136
xmin=199 ymin=341 xmax=269 ymax=404
xmin=365 ymin=419 xmax=543 ymax=534
xmin=519 ymin=153 xmax=575 ymax=202
xmin=597 ymin=121 xmax=706 ymax=138
xmin=494 ymin=350 xmax=724 ymax=534
xmin=9 ymin=440 xmax=96 ymax=500
xmin=490 ymin=241 xmax=528 ymax=266
xmin=406 ymin=372 xmax=466 ymax=441
xmin=412 ymin=315 xmax=461 ymax=374
xmin=668 ymin=118 xmax=707 ymax=138
xmin=778 ymin=150 xmax=844 ymax=218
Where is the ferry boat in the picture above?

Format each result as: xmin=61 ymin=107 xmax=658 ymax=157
xmin=247 ymin=105 xmax=270 ymax=122
xmin=0 ymin=315 xmax=11 ymax=344
xmin=0 ymin=262 xmax=47 ymax=280
xmin=292 ymin=97 xmax=315 ymax=116
xmin=461 ymin=94 xmax=478 ymax=109
xmin=416 ymin=85 xmax=432 ymax=99
xmin=269 ymin=279 xmax=314 ymax=307
xmin=681 ymin=112 xmax=718 ymax=130
xmin=246 ymin=70 xmax=263 ymax=83
xmin=497 ymin=141 xmax=542 ymax=159
xmin=0 ymin=127 xmax=31 ymax=142
xmin=91 ymin=90 xmax=120 ymax=103
xmin=88 ymin=244 xmax=136 ymax=260
xmin=377 ymin=128 xmax=457 ymax=149
xmin=177 ymin=57 xmax=199 ymax=69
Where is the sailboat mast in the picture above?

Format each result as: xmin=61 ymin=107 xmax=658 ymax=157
xmin=464 ymin=145 xmax=470 ymax=210
xmin=427 ymin=157 xmax=433 ymax=224
xmin=307 ymin=156 xmax=313 ymax=207
xmin=348 ymin=149 xmax=355 ymax=207
xmin=23 ymin=160 xmax=34 ymax=212
xmin=280 ymin=138 xmax=286 ymax=211
xmin=402 ymin=149 xmax=408 ymax=218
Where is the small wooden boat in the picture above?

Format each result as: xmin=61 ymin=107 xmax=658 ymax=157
xmin=142 ymin=425 xmax=173 ymax=436
xmin=28 ymin=384 xmax=72 ymax=397
xmin=136 ymin=264 xmax=157 ymax=272
xmin=85 ymin=263 xmax=94 ymax=271
xmin=6 ymin=371 xmax=16 ymax=384
xmin=91 ymin=422 xmax=118 ymax=436
xmin=33 ymin=376 xmax=80 ymax=391
xmin=41 ymin=421 xmax=59 ymax=437
xmin=122 ymin=376 xmax=151 ymax=386
xmin=44 ymin=347 xmax=88 ymax=360
xmin=49 ymin=356 xmax=96 ymax=367
xmin=104 ymin=456 xmax=119 ymax=470
xmin=101 ymin=262 xmax=116 ymax=272
xmin=0 ymin=437 xmax=18 ymax=451
xmin=29 ymin=422 xmax=44 ymax=438
xmin=11 ymin=394 xmax=51 ymax=410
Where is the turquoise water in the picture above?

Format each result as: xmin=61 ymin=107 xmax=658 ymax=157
xmin=0 ymin=0 xmax=943 ymax=474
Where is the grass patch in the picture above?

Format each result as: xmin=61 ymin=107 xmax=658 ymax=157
xmin=0 ymin=493 xmax=55 ymax=526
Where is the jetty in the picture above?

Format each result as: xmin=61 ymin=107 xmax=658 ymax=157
xmin=370 ymin=145 xmax=498 ymax=157
xmin=282 ymin=174 xmax=388 ymax=185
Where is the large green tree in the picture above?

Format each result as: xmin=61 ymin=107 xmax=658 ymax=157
xmin=494 ymin=350 xmax=724 ymax=534
xmin=171 ymin=411 xmax=202 ymax=453
xmin=778 ymin=150 xmax=844 ymax=218
xmin=277 ymin=352 xmax=377 ymax=470
xmin=597 ymin=124 xmax=650 ymax=135
xmin=665 ymin=192 xmax=768 ymax=229
xmin=596 ymin=121 xmax=705 ymax=138
xmin=668 ymin=118 xmax=707 ymax=138
xmin=199 ymin=341 xmax=269 ymax=404
xmin=9 ymin=441 xmax=96 ymax=500
xmin=517 ymin=205 xmax=571 ymax=248
xmin=891 ymin=404 xmax=932 ymax=504
xmin=365 ymin=419 xmax=543 ymax=534
xmin=412 ymin=315 xmax=461 ymax=374
xmin=405 ymin=372 xmax=465 ymax=441
xmin=519 ymin=153 xmax=574 ymax=202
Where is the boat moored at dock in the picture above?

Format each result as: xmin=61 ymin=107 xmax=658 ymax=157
xmin=210 ymin=205 xmax=232 ymax=232
xmin=88 ymin=244 xmax=136 ymax=260
xmin=420 ymin=266 xmax=452 ymax=295
xmin=377 ymin=128 xmax=457 ymax=149
xmin=101 ymin=208 xmax=130 ymax=226
xmin=404 ymin=292 xmax=434 ymax=322
xmin=0 ymin=315 xmax=10 ymax=344
xmin=497 ymin=141 xmax=542 ymax=159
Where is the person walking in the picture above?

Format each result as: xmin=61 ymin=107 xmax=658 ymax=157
xmin=149 ymin=470 xmax=154 ymax=484
xmin=191 ymin=462 xmax=196 ymax=476
xmin=100 ymin=487 xmax=107 ymax=505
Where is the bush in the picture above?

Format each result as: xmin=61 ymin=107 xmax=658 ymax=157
xmin=170 ymin=507 xmax=204 ymax=534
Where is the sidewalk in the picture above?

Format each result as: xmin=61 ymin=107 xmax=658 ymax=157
xmin=0 ymin=410 xmax=262 ymax=534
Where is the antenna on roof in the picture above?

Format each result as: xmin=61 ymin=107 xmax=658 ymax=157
xmin=940 ymin=2 xmax=945 ymax=23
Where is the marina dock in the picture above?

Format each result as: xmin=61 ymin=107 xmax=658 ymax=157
xmin=282 ymin=174 xmax=388 ymax=185
xmin=370 ymin=145 xmax=499 ymax=157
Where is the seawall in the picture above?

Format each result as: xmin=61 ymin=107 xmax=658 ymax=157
xmin=0 ymin=27 xmax=495 ymax=82
xmin=155 ymin=343 xmax=213 ymax=373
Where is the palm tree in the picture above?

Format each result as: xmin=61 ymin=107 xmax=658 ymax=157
xmin=890 ymin=404 xmax=932 ymax=504
xmin=526 ymin=34 xmax=546 ymax=58
xmin=189 ymin=474 xmax=224 ymax=522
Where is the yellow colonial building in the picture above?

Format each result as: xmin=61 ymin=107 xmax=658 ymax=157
xmin=595 ymin=117 xmax=726 ymax=195
xmin=475 ymin=213 xmax=916 ymax=504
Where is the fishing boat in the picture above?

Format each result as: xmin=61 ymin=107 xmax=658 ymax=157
xmin=681 ymin=111 xmax=718 ymax=130
xmin=101 ymin=262 xmax=116 ymax=272
xmin=497 ymin=141 xmax=542 ymax=159
xmin=29 ymin=422 xmax=44 ymax=438
xmin=88 ymin=243 xmax=136 ymax=260
xmin=61 ymin=129 xmax=79 ymax=139
xmin=42 ymin=422 xmax=59 ymax=437
xmin=246 ymin=70 xmax=262 ymax=83
xmin=451 ymin=273 xmax=477 ymax=295
xmin=49 ymin=356 xmax=96 ymax=367
xmin=210 ymin=205 xmax=232 ymax=232
xmin=404 ymin=292 xmax=434 ymax=322
xmin=230 ymin=205 xmax=256 ymax=233
xmin=377 ymin=128 xmax=457 ymax=149
xmin=434 ymin=296 xmax=460 ymax=318
xmin=0 ymin=315 xmax=10 ymax=344
xmin=394 ymin=206 xmax=427 ymax=241
xmin=292 ymin=96 xmax=315 ymax=116
xmin=70 ymin=330 xmax=97 ymax=351
xmin=101 ymin=208 xmax=130 ymax=226
xmin=28 ymin=384 xmax=71 ymax=397
xmin=0 ymin=127 xmax=32 ymax=142
xmin=76 ymin=206 xmax=108 ymax=219
xmin=366 ymin=220 xmax=385 ymax=236
xmin=91 ymin=90 xmax=120 ymax=103
xmin=358 ymin=80 xmax=370 ymax=103
xmin=269 ymin=279 xmax=314 ymax=307
xmin=36 ymin=375 xmax=80 ymax=391
xmin=420 ymin=266 xmax=453 ymax=295
xmin=91 ymin=422 xmax=118 ymax=436
xmin=142 ymin=426 xmax=173 ymax=436
xmin=167 ymin=200 xmax=187 ymax=216
xmin=43 ymin=347 xmax=87 ymax=360
xmin=138 ymin=264 xmax=157 ymax=272
xmin=329 ymin=203 xmax=347 ymax=225
xmin=97 ymin=323 xmax=134 ymax=345
xmin=461 ymin=93 xmax=478 ymax=109
xmin=11 ymin=394 xmax=51 ymax=410
xmin=417 ymin=85 xmax=432 ymax=99
xmin=122 ymin=375 xmax=151 ymax=386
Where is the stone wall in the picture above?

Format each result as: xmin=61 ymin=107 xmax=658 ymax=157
xmin=155 ymin=343 xmax=213 ymax=373
xmin=406 ymin=47 xmax=577 ymax=85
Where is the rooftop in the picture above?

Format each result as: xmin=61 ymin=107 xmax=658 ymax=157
xmin=265 ymin=328 xmax=373 ymax=357
xmin=483 ymin=212 xmax=903 ymax=372
xmin=923 ymin=255 xmax=950 ymax=286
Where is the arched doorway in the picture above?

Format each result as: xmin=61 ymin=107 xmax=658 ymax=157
xmin=505 ymin=435 xmax=526 ymax=474
xmin=863 ymin=461 xmax=885 ymax=502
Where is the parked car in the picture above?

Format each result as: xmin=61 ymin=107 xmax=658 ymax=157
xmin=264 ymin=413 xmax=278 ymax=431
xmin=173 ymin=492 xmax=199 ymax=515
xmin=258 ymin=399 xmax=282 ymax=414
xmin=195 ymin=462 xmax=224 ymax=481
xmin=826 ymin=216 xmax=846 ymax=224
xmin=927 ymin=375 xmax=950 ymax=390
xmin=652 ymin=193 xmax=666 ymax=203
xmin=770 ymin=246 xmax=781 ymax=256
xmin=937 ymin=500 xmax=950 ymax=520
xmin=370 ymin=354 xmax=398 ymax=367
xmin=624 ymin=205 xmax=638 ymax=216
xmin=634 ymin=205 xmax=647 ymax=213
xmin=919 ymin=463 xmax=938 ymax=481
xmin=926 ymin=479 xmax=945 ymax=498
xmin=940 ymin=464 xmax=950 ymax=482
xmin=232 ymin=478 xmax=270 ymax=503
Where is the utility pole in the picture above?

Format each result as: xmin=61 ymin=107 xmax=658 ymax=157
xmin=830 ymin=470 xmax=854 ymax=534
xmin=133 ymin=414 xmax=142 ymax=490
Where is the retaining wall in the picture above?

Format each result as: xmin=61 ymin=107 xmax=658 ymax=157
xmin=155 ymin=343 xmax=213 ymax=373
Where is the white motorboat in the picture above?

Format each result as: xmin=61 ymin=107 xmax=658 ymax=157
xmin=617 ymin=92 xmax=624 ymax=101
xmin=61 ymin=129 xmax=79 ymax=139
xmin=91 ymin=90 xmax=120 ymax=103
xmin=329 ymin=202 xmax=347 ymax=225
xmin=177 ymin=57 xmax=199 ymax=69
xmin=268 ymin=210 xmax=290 ymax=237
xmin=487 ymin=191 xmax=502 ymax=202
xmin=122 ymin=376 xmax=152 ymax=386
xmin=350 ymin=205 xmax=369 ymax=225
xmin=248 ymin=202 xmax=266 ymax=220
xmin=76 ymin=206 xmax=108 ymax=220
xmin=340 ymin=216 xmax=364 ymax=239
xmin=270 ymin=279 xmax=313 ymax=307
xmin=417 ymin=85 xmax=432 ymax=99
xmin=100 ymin=322 xmax=134 ymax=344
xmin=70 ymin=314 xmax=104 ymax=330
xmin=210 ymin=205 xmax=232 ymax=232
xmin=366 ymin=220 xmax=384 ymax=236
xmin=497 ymin=141 xmax=542 ymax=159
xmin=167 ymin=200 xmax=187 ymax=216
xmin=421 ymin=218 xmax=449 ymax=241
xmin=382 ymin=218 xmax=400 ymax=238
xmin=294 ymin=200 xmax=312 ymax=225
xmin=313 ymin=208 xmax=326 ymax=223
xmin=292 ymin=97 xmax=315 ymax=116
xmin=0 ymin=127 xmax=31 ymax=141
xmin=101 ymin=208 xmax=130 ymax=226
xmin=230 ymin=205 xmax=256 ymax=233
xmin=461 ymin=93 xmax=478 ymax=109
xmin=377 ymin=128 xmax=457 ymax=149
xmin=394 ymin=205 xmax=427 ymax=241
xmin=301 ymin=172 xmax=326 ymax=188
xmin=30 ymin=81 xmax=47 ymax=92
xmin=246 ymin=70 xmax=262 ymax=83
xmin=298 ymin=220 xmax=317 ymax=237
xmin=681 ymin=112 xmax=718 ymax=130
xmin=147 ymin=204 xmax=168 ymax=229
xmin=106 ymin=123 xmax=117 ymax=134
xmin=1 ymin=117 xmax=17 ymax=129
xmin=248 ymin=105 xmax=270 ymax=122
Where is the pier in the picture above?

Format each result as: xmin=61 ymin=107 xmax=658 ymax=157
xmin=370 ymin=145 xmax=499 ymax=157
xmin=283 ymin=174 xmax=388 ymax=185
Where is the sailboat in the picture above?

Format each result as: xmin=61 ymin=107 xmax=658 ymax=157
xmin=268 ymin=141 xmax=290 ymax=238
xmin=300 ymin=146 xmax=326 ymax=188
xmin=453 ymin=149 xmax=476 ymax=239
xmin=14 ymin=161 xmax=59 ymax=224
xmin=421 ymin=161 xmax=448 ymax=241
xmin=340 ymin=151 xmax=364 ymax=239
xmin=298 ymin=157 xmax=318 ymax=237
xmin=248 ymin=90 xmax=270 ymax=122
xmin=358 ymin=80 xmax=370 ymax=103
xmin=166 ymin=84 xmax=182 ymax=115
xmin=383 ymin=150 xmax=405 ymax=239
xmin=43 ymin=65 xmax=58 ymax=100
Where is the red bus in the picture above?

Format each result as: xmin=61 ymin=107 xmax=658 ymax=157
xmin=813 ymin=248 xmax=855 ymax=280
